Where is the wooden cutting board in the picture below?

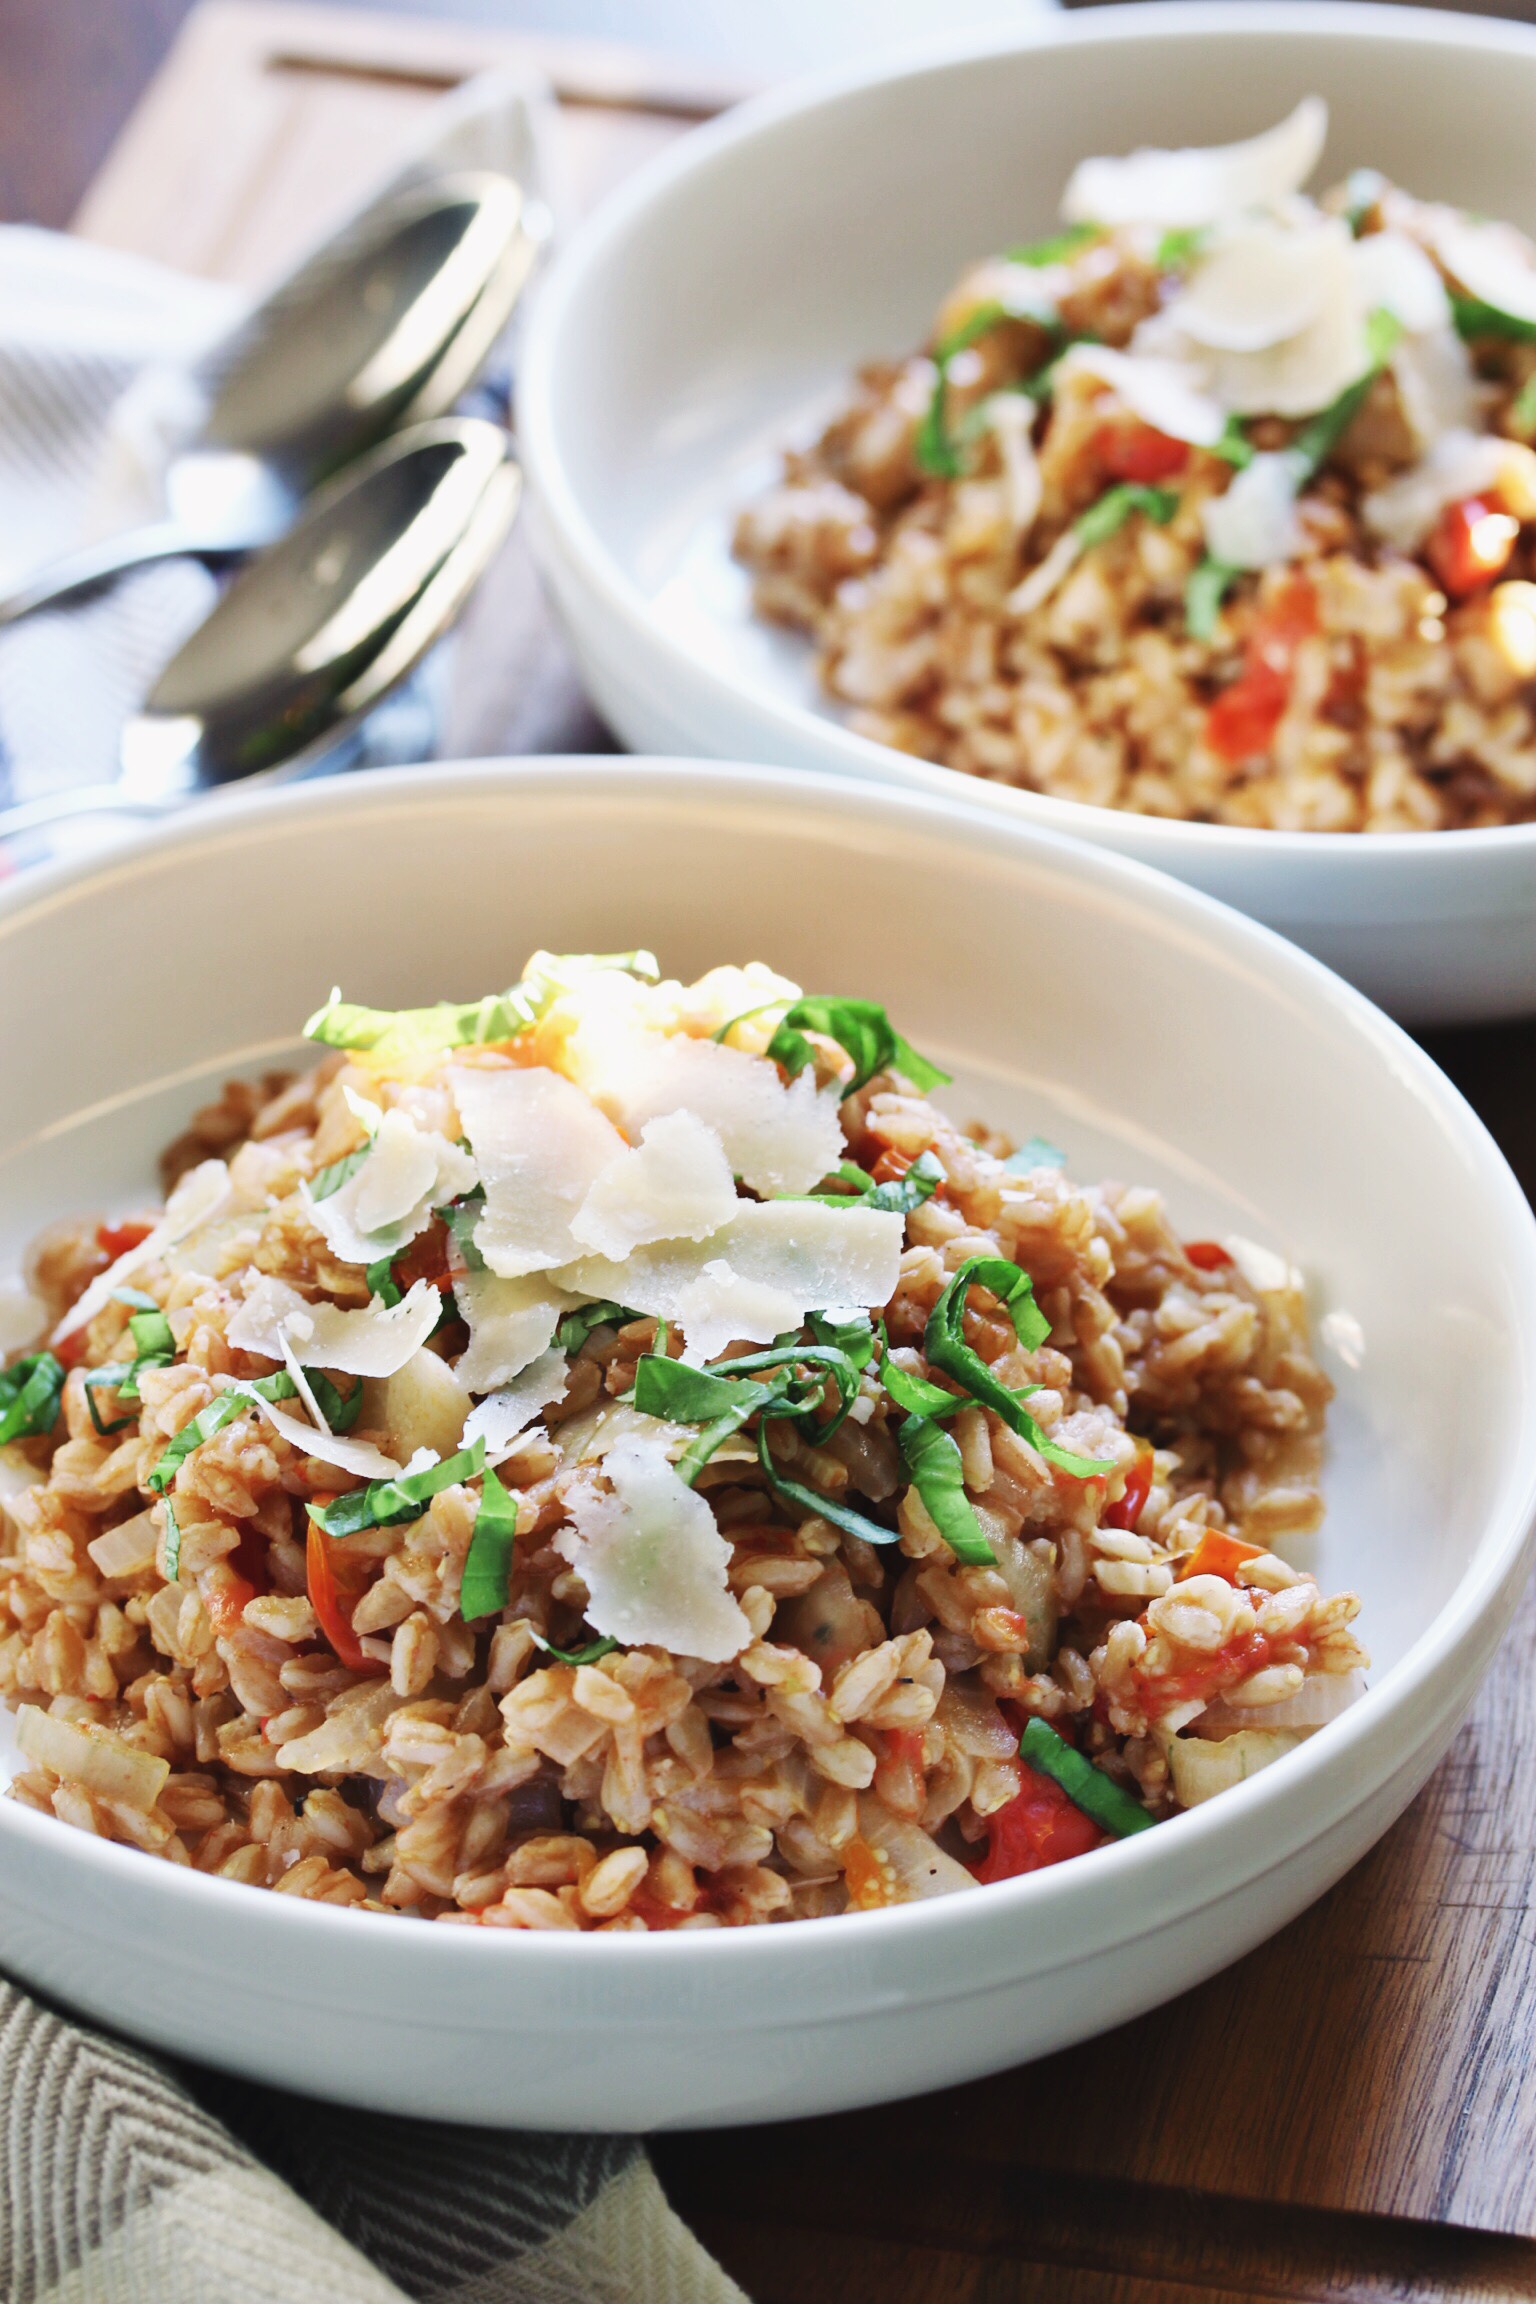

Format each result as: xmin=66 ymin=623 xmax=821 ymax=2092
xmin=70 ymin=13 xmax=1536 ymax=2298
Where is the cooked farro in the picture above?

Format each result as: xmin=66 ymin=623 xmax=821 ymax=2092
xmin=733 ymin=100 xmax=1536 ymax=831
xmin=0 ymin=950 xmax=1364 ymax=1927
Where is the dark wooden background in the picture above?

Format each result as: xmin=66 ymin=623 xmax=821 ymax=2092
xmin=5 ymin=2 xmax=1536 ymax=2296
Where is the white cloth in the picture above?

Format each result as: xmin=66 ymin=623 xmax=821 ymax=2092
xmin=0 ymin=69 xmax=554 ymax=850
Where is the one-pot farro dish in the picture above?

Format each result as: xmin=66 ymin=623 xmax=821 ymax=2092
xmin=734 ymin=99 xmax=1536 ymax=831
xmin=0 ymin=953 xmax=1364 ymax=1929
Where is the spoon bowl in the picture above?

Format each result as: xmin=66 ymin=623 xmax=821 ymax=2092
xmin=0 ymin=418 xmax=520 ymax=839
xmin=0 ymin=174 xmax=537 ymax=623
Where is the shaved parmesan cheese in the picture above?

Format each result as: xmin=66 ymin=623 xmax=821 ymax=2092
xmin=1429 ymin=210 xmax=1536 ymax=329
xmin=1055 ymin=344 xmax=1224 ymax=446
xmin=553 ymin=1200 xmax=903 ymax=1363
xmin=1201 ymin=450 xmax=1307 ymax=568
xmin=1362 ymin=427 xmax=1517 ymax=549
xmin=984 ymin=394 xmax=1043 ymax=534
xmin=1352 ymin=231 xmax=1452 ymax=336
xmin=463 ymin=1349 xmax=570 ymax=1464
xmin=227 ymin=1275 xmax=311 ymax=1359
xmin=1192 ymin=217 xmax=1365 ymax=417
xmin=575 ymin=1030 xmax=843 ymax=1199
xmin=556 ymin=1434 xmax=750 ymax=1661
xmin=1061 ymin=97 xmax=1327 ymax=230
xmin=454 ymin=1267 xmax=570 ymax=1393
xmin=570 ymin=1110 xmax=738 ymax=1261
xmin=303 ymin=1112 xmax=475 ymax=1269
xmin=452 ymin=1065 xmax=625 ymax=1279
xmin=238 ymin=1386 xmax=403 ymax=1479
xmin=229 ymin=1269 xmax=443 ymax=1380
xmin=1389 ymin=327 xmax=1480 ymax=453
xmin=54 ymin=1159 xmax=230 ymax=1343
xmin=1178 ymin=218 xmax=1334 ymax=352
xmin=670 ymin=961 xmax=803 ymax=1043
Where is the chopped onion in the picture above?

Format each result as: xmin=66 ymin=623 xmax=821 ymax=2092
xmin=983 ymin=394 xmax=1044 ymax=534
xmin=0 ymin=1444 xmax=43 ymax=1526
xmin=0 ymin=1277 xmax=46 ymax=1354
xmin=16 ymin=1704 xmax=170 ymax=1811
xmin=86 ymin=1508 xmax=161 ymax=1579
xmin=854 ymin=1796 xmax=975 ymax=1898
xmin=935 ymin=1681 xmax=1018 ymax=1761
xmin=1164 ymin=1725 xmax=1306 ymax=1806
xmin=1194 ymin=1666 xmax=1365 ymax=1739
xmin=1061 ymin=98 xmax=1328 ymax=231
xmin=556 ymin=1433 xmax=751 ymax=1662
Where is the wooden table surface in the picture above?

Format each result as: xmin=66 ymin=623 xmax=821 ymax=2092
xmin=7 ymin=5 xmax=1536 ymax=2298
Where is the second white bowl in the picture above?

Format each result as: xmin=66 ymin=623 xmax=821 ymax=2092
xmin=520 ymin=0 xmax=1536 ymax=1024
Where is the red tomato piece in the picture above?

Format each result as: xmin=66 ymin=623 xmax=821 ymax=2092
xmin=1426 ymin=495 xmax=1519 ymax=598
xmin=970 ymin=1761 xmax=1108 ymax=1882
xmin=205 ymin=1572 xmax=258 ymax=1637
xmin=54 ymin=1331 xmax=90 ymax=1370
xmin=1204 ymin=574 xmax=1319 ymax=764
xmin=305 ymin=1515 xmax=383 ymax=1674
xmin=96 ymin=1219 xmax=155 ymax=1260
xmin=1136 ymin=1623 xmax=1274 ymax=1721
xmin=1176 ymin=1529 xmax=1265 ymax=1584
xmin=1095 ymin=416 xmax=1189 ymax=484
xmin=868 ymin=1147 xmax=913 ymax=1186
xmin=393 ymin=1218 xmax=453 ymax=1294
xmin=1103 ymin=1439 xmax=1154 ymax=1532
xmin=1183 ymin=1240 xmax=1232 ymax=1270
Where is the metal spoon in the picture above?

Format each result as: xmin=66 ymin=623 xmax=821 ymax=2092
xmin=0 ymin=418 xmax=520 ymax=841
xmin=0 ymin=173 xmax=538 ymax=624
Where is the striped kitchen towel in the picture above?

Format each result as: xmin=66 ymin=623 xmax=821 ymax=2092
xmin=0 ymin=1975 xmax=746 ymax=2304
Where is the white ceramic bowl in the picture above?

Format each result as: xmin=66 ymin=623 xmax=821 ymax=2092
xmin=1 ymin=759 xmax=1533 ymax=2129
xmin=519 ymin=1 xmax=1536 ymax=1027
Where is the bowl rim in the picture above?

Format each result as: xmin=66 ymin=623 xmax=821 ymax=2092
xmin=2 ymin=752 xmax=1534 ymax=1989
xmin=518 ymin=0 xmax=1536 ymax=871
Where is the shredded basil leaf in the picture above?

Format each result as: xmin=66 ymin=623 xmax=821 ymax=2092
xmin=1075 ymin=482 xmax=1179 ymax=549
xmin=556 ymin=1301 xmax=635 ymax=1355
xmin=365 ymin=1256 xmax=402 ymax=1309
xmin=461 ymin=1466 xmax=519 ymax=1621
xmin=306 ymin=1370 xmax=364 ymax=1434
xmin=83 ymin=1366 xmax=138 ymax=1437
xmin=1019 ymin=1716 xmax=1154 ymax=1836
xmin=1003 ymin=1135 xmax=1066 ymax=1173
xmin=766 ymin=996 xmax=949 ymax=1096
xmin=756 ymin=1422 xmax=900 ymax=1545
xmin=309 ymin=1439 xmax=487 ymax=1538
xmin=310 ymin=1145 xmax=370 ymax=1202
xmin=1185 ymin=554 xmax=1240 ymax=642
xmin=128 ymin=1309 xmax=174 ymax=1359
xmin=1289 ymin=307 xmax=1403 ymax=476
xmin=1155 ymin=225 xmax=1207 ymax=271
xmin=800 ymin=1149 xmax=944 ymax=1215
xmin=529 ymin=1629 xmax=620 ymax=1666
xmin=1210 ymin=415 xmax=1254 ymax=470
xmin=1009 ymin=223 xmax=1098 ymax=268
xmin=304 ymin=952 xmax=660 ymax=1061
xmin=898 ymin=1415 xmax=996 ymax=1564
xmin=925 ymin=1255 xmax=1112 ymax=1479
xmin=438 ymin=1188 xmax=486 ymax=1276
xmin=808 ymin=1309 xmax=876 ymax=1371
xmin=1451 ymin=290 xmax=1536 ymax=345
xmin=0 ymin=1351 xmax=66 ymax=1448
xmin=163 ymin=1498 xmax=181 ymax=1581
xmin=877 ymin=1322 xmax=966 ymax=1421
xmin=146 ymin=1372 xmax=298 ymax=1493
xmin=633 ymin=1357 xmax=759 ymax=1425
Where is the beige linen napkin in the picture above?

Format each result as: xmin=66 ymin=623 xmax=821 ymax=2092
xmin=1 ymin=1976 xmax=747 ymax=2304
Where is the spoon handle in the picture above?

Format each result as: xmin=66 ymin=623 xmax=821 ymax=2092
xmin=0 ymin=526 xmax=257 ymax=624
xmin=0 ymin=786 xmax=180 ymax=843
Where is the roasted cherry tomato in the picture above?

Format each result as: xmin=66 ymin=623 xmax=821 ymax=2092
xmin=971 ymin=1761 xmax=1108 ymax=1882
xmin=1103 ymin=1439 xmax=1154 ymax=1533
xmin=1094 ymin=416 xmax=1190 ymax=485
xmin=1426 ymin=494 xmax=1519 ymax=598
xmin=1205 ymin=574 xmax=1319 ymax=764
xmin=305 ymin=1514 xmax=382 ymax=1674
xmin=96 ymin=1219 xmax=155 ymax=1260
xmin=1176 ymin=1529 xmax=1266 ymax=1584
xmin=1183 ymin=1240 xmax=1233 ymax=1271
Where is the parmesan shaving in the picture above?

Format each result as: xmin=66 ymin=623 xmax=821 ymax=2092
xmin=569 ymin=1110 xmax=738 ymax=1261
xmin=454 ymin=1268 xmax=571 ymax=1393
xmin=1182 ymin=215 xmax=1366 ymax=417
xmin=1178 ymin=218 xmax=1334 ymax=352
xmin=556 ymin=1433 xmax=751 ymax=1662
xmin=239 ymin=1386 xmax=403 ymax=1479
xmin=1055 ymin=343 xmax=1224 ymax=446
xmin=53 ymin=1159 xmax=230 ymax=1343
xmin=575 ymin=1029 xmax=844 ymax=1199
xmin=1061 ymin=98 xmax=1327 ymax=231
xmin=983 ymin=394 xmax=1043 ymax=534
xmin=452 ymin=1064 xmax=626 ymax=1279
xmin=1429 ymin=210 xmax=1536 ymax=329
xmin=1362 ymin=428 xmax=1516 ymax=550
xmin=303 ymin=1112 xmax=475 ymax=1269
xmin=228 ymin=1271 xmax=443 ymax=1380
xmin=462 ymin=1349 xmax=570 ymax=1463
xmin=552 ymin=1199 xmax=903 ymax=1363
xmin=0 ymin=1277 xmax=46 ymax=1355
